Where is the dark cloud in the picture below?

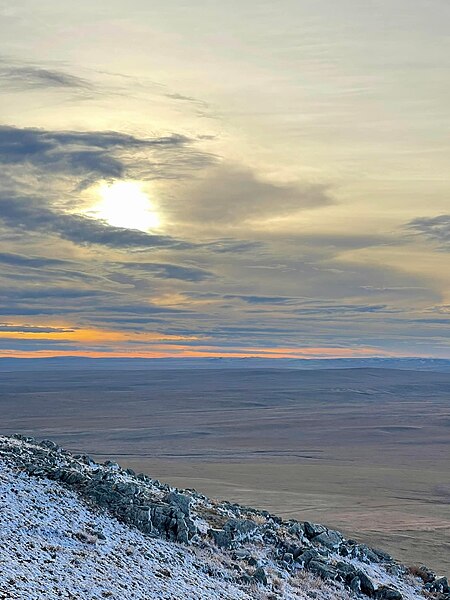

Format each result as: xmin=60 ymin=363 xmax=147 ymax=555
xmin=406 ymin=214 xmax=450 ymax=250
xmin=0 ymin=125 xmax=193 ymax=181
xmin=0 ymin=323 xmax=75 ymax=333
xmin=0 ymin=195 xmax=193 ymax=250
xmin=223 ymin=294 xmax=297 ymax=305
xmin=171 ymin=164 xmax=333 ymax=226
xmin=202 ymin=239 xmax=264 ymax=253
xmin=292 ymin=304 xmax=396 ymax=316
xmin=0 ymin=287 xmax=105 ymax=301
xmin=0 ymin=305 xmax=74 ymax=316
xmin=0 ymin=63 xmax=91 ymax=90
xmin=115 ymin=262 xmax=215 ymax=282
xmin=0 ymin=251 xmax=71 ymax=269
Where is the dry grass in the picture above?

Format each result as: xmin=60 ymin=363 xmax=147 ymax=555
xmin=196 ymin=505 xmax=229 ymax=529
xmin=247 ymin=513 xmax=268 ymax=525
xmin=407 ymin=564 xmax=434 ymax=583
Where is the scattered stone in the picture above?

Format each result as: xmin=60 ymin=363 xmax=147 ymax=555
xmin=73 ymin=531 xmax=98 ymax=544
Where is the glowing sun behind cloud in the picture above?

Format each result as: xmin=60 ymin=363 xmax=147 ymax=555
xmin=88 ymin=181 xmax=161 ymax=232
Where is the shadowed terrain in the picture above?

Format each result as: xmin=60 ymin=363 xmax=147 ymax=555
xmin=0 ymin=367 xmax=449 ymax=573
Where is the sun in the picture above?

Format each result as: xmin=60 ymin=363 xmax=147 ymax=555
xmin=88 ymin=181 xmax=161 ymax=232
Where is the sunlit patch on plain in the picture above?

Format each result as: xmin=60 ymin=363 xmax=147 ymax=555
xmin=86 ymin=181 xmax=161 ymax=232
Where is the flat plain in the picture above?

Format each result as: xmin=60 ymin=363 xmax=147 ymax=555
xmin=0 ymin=367 xmax=449 ymax=573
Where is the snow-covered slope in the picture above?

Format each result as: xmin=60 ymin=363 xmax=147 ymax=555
xmin=0 ymin=435 xmax=448 ymax=600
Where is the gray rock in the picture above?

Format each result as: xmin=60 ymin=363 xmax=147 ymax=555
xmin=209 ymin=528 xmax=233 ymax=549
xmin=224 ymin=518 xmax=258 ymax=537
xmin=350 ymin=576 xmax=361 ymax=593
xmin=253 ymin=567 xmax=268 ymax=585
xmin=357 ymin=570 xmax=376 ymax=596
xmin=425 ymin=577 xmax=449 ymax=594
xmin=297 ymin=548 xmax=320 ymax=565
xmin=308 ymin=560 xmax=337 ymax=581
xmin=335 ymin=561 xmax=357 ymax=583
xmin=314 ymin=530 xmax=343 ymax=550
xmin=303 ymin=522 xmax=327 ymax=539
xmin=164 ymin=491 xmax=191 ymax=516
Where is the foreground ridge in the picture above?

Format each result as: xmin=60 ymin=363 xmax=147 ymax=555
xmin=0 ymin=435 xmax=448 ymax=600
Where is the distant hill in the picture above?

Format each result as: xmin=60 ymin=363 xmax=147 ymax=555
xmin=1 ymin=356 xmax=449 ymax=372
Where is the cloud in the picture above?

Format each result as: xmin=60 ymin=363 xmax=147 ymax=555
xmin=0 ymin=62 xmax=92 ymax=90
xmin=202 ymin=238 xmax=264 ymax=253
xmin=0 ymin=323 xmax=75 ymax=333
xmin=170 ymin=164 xmax=333 ymax=227
xmin=223 ymin=294 xmax=297 ymax=305
xmin=115 ymin=262 xmax=215 ymax=282
xmin=0 ymin=251 xmax=71 ymax=269
xmin=0 ymin=125 xmax=197 ymax=182
xmin=0 ymin=195 xmax=193 ymax=250
xmin=406 ymin=214 xmax=450 ymax=250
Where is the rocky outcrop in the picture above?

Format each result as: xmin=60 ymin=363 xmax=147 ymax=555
xmin=0 ymin=434 xmax=445 ymax=600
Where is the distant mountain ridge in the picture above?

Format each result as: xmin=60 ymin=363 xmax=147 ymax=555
xmin=0 ymin=435 xmax=449 ymax=599
xmin=1 ymin=357 xmax=450 ymax=372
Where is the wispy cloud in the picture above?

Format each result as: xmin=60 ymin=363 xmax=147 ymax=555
xmin=406 ymin=214 xmax=450 ymax=251
xmin=0 ymin=61 xmax=92 ymax=90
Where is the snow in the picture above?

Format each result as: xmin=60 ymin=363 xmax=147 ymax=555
xmin=0 ymin=461 xmax=358 ymax=600
xmin=0 ymin=462 xmax=253 ymax=600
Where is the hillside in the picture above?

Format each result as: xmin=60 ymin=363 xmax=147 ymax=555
xmin=0 ymin=435 xmax=448 ymax=600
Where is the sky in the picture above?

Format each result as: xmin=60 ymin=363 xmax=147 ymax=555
xmin=0 ymin=0 xmax=449 ymax=359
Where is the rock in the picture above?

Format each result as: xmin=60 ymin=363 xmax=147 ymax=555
xmin=372 ymin=548 xmax=393 ymax=562
xmin=253 ymin=567 xmax=268 ymax=585
xmin=335 ymin=562 xmax=357 ymax=583
xmin=357 ymin=571 xmax=376 ymax=596
xmin=314 ymin=530 xmax=343 ymax=550
xmin=308 ymin=560 xmax=337 ymax=581
xmin=164 ymin=491 xmax=191 ymax=517
xmin=209 ymin=528 xmax=233 ymax=549
xmin=297 ymin=548 xmax=320 ymax=566
xmin=425 ymin=577 xmax=449 ymax=594
xmin=350 ymin=576 xmax=361 ymax=593
xmin=303 ymin=522 xmax=327 ymax=539
xmin=354 ymin=544 xmax=381 ymax=564
xmin=374 ymin=586 xmax=403 ymax=599
xmin=39 ymin=440 xmax=59 ymax=451
xmin=73 ymin=531 xmax=97 ymax=544
xmin=232 ymin=550 xmax=251 ymax=561
xmin=224 ymin=518 xmax=258 ymax=537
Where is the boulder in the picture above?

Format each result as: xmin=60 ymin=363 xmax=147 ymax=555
xmin=425 ymin=577 xmax=449 ymax=594
xmin=314 ymin=529 xmax=343 ymax=550
xmin=303 ymin=522 xmax=327 ymax=539
xmin=374 ymin=586 xmax=403 ymax=599
xmin=164 ymin=491 xmax=191 ymax=517
xmin=253 ymin=567 xmax=268 ymax=585
xmin=297 ymin=548 xmax=320 ymax=566
xmin=308 ymin=560 xmax=337 ymax=581
xmin=357 ymin=570 xmax=376 ymax=596
xmin=335 ymin=561 xmax=358 ymax=583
